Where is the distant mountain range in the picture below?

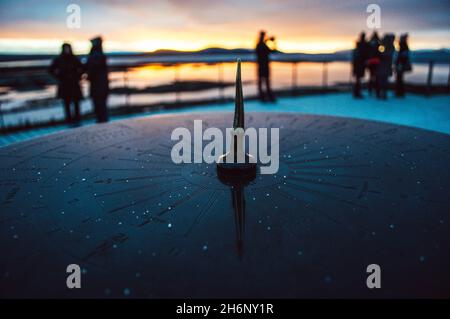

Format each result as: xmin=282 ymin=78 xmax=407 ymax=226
xmin=1 ymin=47 xmax=449 ymax=63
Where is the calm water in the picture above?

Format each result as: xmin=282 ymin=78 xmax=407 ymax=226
xmin=0 ymin=61 xmax=449 ymax=126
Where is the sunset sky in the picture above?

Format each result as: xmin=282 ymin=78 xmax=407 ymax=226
xmin=0 ymin=0 xmax=449 ymax=54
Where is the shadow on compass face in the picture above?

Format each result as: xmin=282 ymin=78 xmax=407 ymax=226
xmin=181 ymin=161 xmax=290 ymax=258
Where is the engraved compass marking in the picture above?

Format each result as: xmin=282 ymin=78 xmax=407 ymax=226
xmin=289 ymin=163 xmax=371 ymax=170
xmin=271 ymin=186 xmax=343 ymax=225
xmin=82 ymin=233 xmax=129 ymax=262
xmin=114 ymin=173 xmax=180 ymax=183
xmin=1 ymin=112 xmax=450 ymax=297
xmin=357 ymin=181 xmax=369 ymax=199
xmin=287 ymin=155 xmax=353 ymax=165
xmin=93 ymin=173 xmax=180 ymax=184
xmin=8 ymin=144 xmax=67 ymax=168
xmin=116 ymin=157 xmax=173 ymax=164
xmin=284 ymin=181 xmax=368 ymax=209
xmin=184 ymin=190 xmax=222 ymax=237
xmin=283 ymin=146 xmax=334 ymax=159
xmin=106 ymin=185 xmax=188 ymax=214
xmin=101 ymin=168 xmax=162 ymax=171
xmin=158 ymin=143 xmax=174 ymax=150
xmin=289 ymin=176 xmax=358 ymax=190
xmin=137 ymin=187 xmax=206 ymax=226
xmin=290 ymin=171 xmax=380 ymax=180
xmin=41 ymin=155 xmax=73 ymax=160
xmin=157 ymin=187 xmax=206 ymax=217
xmin=94 ymin=178 xmax=185 ymax=197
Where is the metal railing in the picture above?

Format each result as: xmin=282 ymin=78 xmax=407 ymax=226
xmin=1 ymin=60 xmax=450 ymax=131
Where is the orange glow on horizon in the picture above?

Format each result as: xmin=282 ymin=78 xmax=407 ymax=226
xmin=0 ymin=32 xmax=448 ymax=54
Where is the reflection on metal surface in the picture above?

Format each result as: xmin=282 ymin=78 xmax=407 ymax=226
xmin=219 ymin=167 xmax=256 ymax=259
xmin=231 ymin=184 xmax=246 ymax=259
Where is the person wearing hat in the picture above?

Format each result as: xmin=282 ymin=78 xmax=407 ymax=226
xmin=86 ymin=36 xmax=109 ymax=123
xmin=49 ymin=43 xmax=83 ymax=124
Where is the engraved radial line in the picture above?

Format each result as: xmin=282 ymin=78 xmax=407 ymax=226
xmin=129 ymin=161 xmax=180 ymax=166
xmin=158 ymin=143 xmax=174 ymax=150
xmin=284 ymin=181 xmax=368 ymax=209
xmin=289 ymin=176 xmax=358 ymax=190
xmin=82 ymin=234 xmax=129 ymax=262
xmin=116 ymin=157 xmax=173 ymax=164
xmin=283 ymin=147 xmax=333 ymax=159
xmin=272 ymin=187 xmax=343 ymax=225
xmin=290 ymin=171 xmax=380 ymax=180
xmin=42 ymin=137 xmax=148 ymax=184
xmin=102 ymin=168 xmax=167 ymax=171
xmin=184 ymin=190 xmax=221 ymax=237
xmin=357 ymin=181 xmax=369 ymax=199
xmin=143 ymin=164 xmax=182 ymax=170
xmin=0 ymin=154 xmax=23 ymax=158
xmin=106 ymin=185 xmax=188 ymax=214
xmin=137 ymin=187 xmax=207 ymax=227
xmin=9 ymin=144 xmax=67 ymax=168
xmin=148 ymin=151 xmax=173 ymax=158
xmin=290 ymin=164 xmax=370 ymax=170
xmin=93 ymin=174 xmax=180 ymax=184
xmin=95 ymin=178 xmax=185 ymax=197
xmin=305 ymin=118 xmax=321 ymax=129
xmin=41 ymin=155 xmax=73 ymax=160
xmin=114 ymin=173 xmax=180 ymax=182
xmin=400 ymin=148 xmax=427 ymax=153
xmin=288 ymin=155 xmax=350 ymax=165
xmin=157 ymin=187 xmax=206 ymax=217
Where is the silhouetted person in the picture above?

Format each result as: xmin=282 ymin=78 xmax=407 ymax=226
xmin=86 ymin=36 xmax=109 ymax=123
xmin=395 ymin=34 xmax=412 ymax=97
xmin=256 ymin=31 xmax=275 ymax=102
xmin=49 ymin=43 xmax=83 ymax=124
xmin=367 ymin=31 xmax=381 ymax=95
xmin=352 ymin=32 xmax=368 ymax=98
xmin=376 ymin=34 xmax=395 ymax=100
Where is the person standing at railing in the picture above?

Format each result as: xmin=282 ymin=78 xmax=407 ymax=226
xmin=49 ymin=43 xmax=83 ymax=124
xmin=395 ymin=34 xmax=412 ymax=98
xmin=256 ymin=30 xmax=276 ymax=102
xmin=352 ymin=32 xmax=369 ymax=98
xmin=376 ymin=34 xmax=395 ymax=100
xmin=86 ymin=36 xmax=109 ymax=123
xmin=367 ymin=31 xmax=381 ymax=96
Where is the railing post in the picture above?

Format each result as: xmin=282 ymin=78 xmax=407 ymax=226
xmin=322 ymin=62 xmax=328 ymax=89
xmin=123 ymin=70 xmax=129 ymax=107
xmin=291 ymin=62 xmax=298 ymax=94
xmin=426 ymin=60 xmax=434 ymax=96
xmin=0 ymin=101 xmax=3 ymax=129
xmin=447 ymin=62 xmax=450 ymax=88
xmin=349 ymin=65 xmax=353 ymax=85
xmin=218 ymin=63 xmax=224 ymax=100
xmin=175 ymin=64 xmax=180 ymax=103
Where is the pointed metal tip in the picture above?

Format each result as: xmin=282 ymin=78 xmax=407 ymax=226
xmin=233 ymin=59 xmax=244 ymax=129
xmin=236 ymin=59 xmax=242 ymax=81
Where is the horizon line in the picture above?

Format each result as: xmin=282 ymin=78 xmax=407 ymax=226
xmin=1 ymin=46 xmax=450 ymax=56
